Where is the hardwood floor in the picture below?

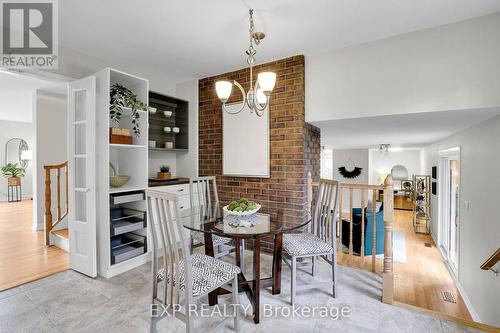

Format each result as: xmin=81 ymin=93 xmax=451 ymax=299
xmin=0 ymin=200 xmax=69 ymax=291
xmin=392 ymin=210 xmax=471 ymax=320
xmin=337 ymin=210 xmax=472 ymax=321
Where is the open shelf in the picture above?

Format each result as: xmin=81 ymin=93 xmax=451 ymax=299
xmin=149 ymin=147 xmax=188 ymax=153
xmin=109 ymin=186 xmax=146 ymax=194
xmin=110 ymin=143 xmax=147 ymax=149
xmin=148 ymin=91 xmax=188 ymax=151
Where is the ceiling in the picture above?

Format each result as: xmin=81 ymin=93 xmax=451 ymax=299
xmin=0 ymin=71 xmax=61 ymax=123
xmin=59 ymin=0 xmax=500 ymax=82
xmin=315 ymin=108 xmax=500 ymax=149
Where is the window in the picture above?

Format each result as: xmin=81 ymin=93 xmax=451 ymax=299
xmin=320 ymin=148 xmax=333 ymax=179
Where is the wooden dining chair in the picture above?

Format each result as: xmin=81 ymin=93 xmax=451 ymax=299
xmin=282 ymin=179 xmax=339 ymax=305
xmin=189 ymin=176 xmax=245 ymax=270
xmin=147 ymin=189 xmax=240 ymax=333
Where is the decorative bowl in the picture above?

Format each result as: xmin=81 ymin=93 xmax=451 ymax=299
xmin=110 ymin=176 xmax=130 ymax=188
xmin=223 ymin=203 xmax=261 ymax=216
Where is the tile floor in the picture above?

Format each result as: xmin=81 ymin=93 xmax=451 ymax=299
xmin=0 ymin=252 xmax=484 ymax=333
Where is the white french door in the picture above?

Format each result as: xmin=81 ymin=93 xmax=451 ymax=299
xmin=68 ymin=76 xmax=97 ymax=277
xmin=438 ymin=147 xmax=460 ymax=276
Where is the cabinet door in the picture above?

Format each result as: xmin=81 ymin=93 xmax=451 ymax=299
xmin=68 ymin=76 xmax=97 ymax=277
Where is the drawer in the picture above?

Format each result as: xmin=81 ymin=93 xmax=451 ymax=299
xmin=110 ymin=208 xmax=146 ymax=236
xmin=111 ymin=233 xmax=146 ymax=265
xmin=151 ymin=183 xmax=200 ymax=196
xmin=178 ymin=194 xmax=190 ymax=211
xmin=110 ymin=191 xmax=145 ymax=205
xmin=150 ymin=194 xmax=190 ymax=225
xmin=154 ymin=183 xmax=189 ymax=195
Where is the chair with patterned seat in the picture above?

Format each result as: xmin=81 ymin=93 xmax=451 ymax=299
xmin=147 ymin=189 xmax=240 ymax=333
xmin=283 ymin=179 xmax=339 ymax=305
xmin=189 ymin=176 xmax=245 ymax=270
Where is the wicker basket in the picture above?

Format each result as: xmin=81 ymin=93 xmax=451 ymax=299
xmin=110 ymin=176 xmax=130 ymax=188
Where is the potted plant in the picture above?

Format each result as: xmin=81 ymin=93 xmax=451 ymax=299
xmin=1 ymin=163 xmax=26 ymax=186
xmin=157 ymin=165 xmax=171 ymax=180
xmin=110 ymin=83 xmax=148 ymax=136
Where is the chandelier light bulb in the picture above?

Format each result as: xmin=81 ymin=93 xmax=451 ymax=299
xmin=215 ymin=81 xmax=232 ymax=103
xmin=256 ymin=88 xmax=267 ymax=105
xmin=257 ymin=72 xmax=276 ymax=94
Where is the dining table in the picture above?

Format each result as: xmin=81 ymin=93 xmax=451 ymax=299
xmin=182 ymin=205 xmax=310 ymax=324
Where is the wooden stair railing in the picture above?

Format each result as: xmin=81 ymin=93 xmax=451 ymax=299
xmin=307 ymin=175 xmax=395 ymax=304
xmin=480 ymin=248 xmax=500 ymax=276
xmin=44 ymin=161 xmax=69 ymax=246
xmin=338 ymin=176 xmax=394 ymax=304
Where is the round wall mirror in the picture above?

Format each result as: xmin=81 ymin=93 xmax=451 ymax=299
xmin=4 ymin=138 xmax=29 ymax=168
xmin=391 ymin=164 xmax=408 ymax=181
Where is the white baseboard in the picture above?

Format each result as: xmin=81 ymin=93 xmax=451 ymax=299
xmin=51 ymin=234 xmax=69 ymax=252
xmin=454 ymin=278 xmax=481 ymax=322
xmin=436 ymin=243 xmax=481 ymax=323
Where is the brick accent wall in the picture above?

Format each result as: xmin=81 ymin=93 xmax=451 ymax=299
xmin=198 ymin=55 xmax=320 ymax=250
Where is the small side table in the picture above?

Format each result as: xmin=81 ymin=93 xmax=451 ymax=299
xmin=7 ymin=177 xmax=21 ymax=202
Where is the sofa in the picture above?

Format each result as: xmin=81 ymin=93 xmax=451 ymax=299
xmin=341 ymin=206 xmax=385 ymax=256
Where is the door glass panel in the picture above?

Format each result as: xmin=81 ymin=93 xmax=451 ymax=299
xmin=75 ymin=190 xmax=87 ymax=221
xmin=74 ymin=158 xmax=86 ymax=188
xmin=75 ymin=124 xmax=86 ymax=155
xmin=75 ymin=90 xmax=87 ymax=121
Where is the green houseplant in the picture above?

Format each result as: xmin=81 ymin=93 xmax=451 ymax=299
xmin=1 ymin=163 xmax=26 ymax=186
xmin=157 ymin=165 xmax=171 ymax=180
xmin=110 ymin=83 xmax=148 ymax=136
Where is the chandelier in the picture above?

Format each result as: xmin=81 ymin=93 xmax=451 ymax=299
xmin=379 ymin=144 xmax=390 ymax=154
xmin=215 ymin=9 xmax=276 ymax=117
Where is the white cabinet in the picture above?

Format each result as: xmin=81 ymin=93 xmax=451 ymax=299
xmin=149 ymin=183 xmax=197 ymax=241
xmin=70 ymin=68 xmax=150 ymax=278
xmin=150 ymin=183 xmax=197 ymax=213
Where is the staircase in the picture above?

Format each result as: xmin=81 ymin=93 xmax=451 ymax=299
xmin=44 ymin=161 xmax=69 ymax=252
xmin=50 ymin=228 xmax=69 ymax=252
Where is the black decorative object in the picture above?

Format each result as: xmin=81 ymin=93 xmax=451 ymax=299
xmin=338 ymin=166 xmax=362 ymax=179
xmin=432 ymin=182 xmax=437 ymax=195
xmin=432 ymin=166 xmax=437 ymax=179
xmin=338 ymin=158 xmax=362 ymax=179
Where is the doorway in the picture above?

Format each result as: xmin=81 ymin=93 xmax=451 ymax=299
xmin=0 ymin=69 xmax=70 ymax=291
xmin=438 ymin=147 xmax=461 ymax=277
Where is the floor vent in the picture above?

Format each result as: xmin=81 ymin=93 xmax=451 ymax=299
xmin=441 ymin=291 xmax=457 ymax=303
xmin=424 ymin=243 xmax=432 ymax=248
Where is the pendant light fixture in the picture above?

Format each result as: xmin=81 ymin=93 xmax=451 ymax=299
xmin=215 ymin=9 xmax=276 ymax=117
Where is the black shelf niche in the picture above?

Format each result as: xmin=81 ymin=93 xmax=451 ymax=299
xmin=148 ymin=91 xmax=189 ymax=151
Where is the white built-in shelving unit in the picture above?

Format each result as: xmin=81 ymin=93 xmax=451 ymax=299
xmin=94 ymin=68 xmax=150 ymax=278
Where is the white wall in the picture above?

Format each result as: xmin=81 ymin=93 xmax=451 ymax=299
xmin=0 ymin=120 xmax=33 ymax=201
xmin=333 ymin=149 xmax=369 ymax=212
xmin=148 ymin=152 xmax=177 ymax=179
xmin=306 ymin=12 xmax=500 ymax=123
xmin=175 ymin=79 xmax=199 ymax=177
xmin=369 ymin=149 xmax=423 ymax=188
xmin=54 ymin=48 xmax=179 ymax=97
xmin=423 ymin=115 xmax=500 ymax=327
xmin=33 ymin=90 xmax=67 ymax=230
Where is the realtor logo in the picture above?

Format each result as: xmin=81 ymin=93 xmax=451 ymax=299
xmin=1 ymin=0 xmax=58 ymax=68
